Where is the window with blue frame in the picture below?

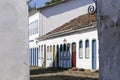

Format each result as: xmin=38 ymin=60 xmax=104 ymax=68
xmin=85 ymin=39 xmax=89 ymax=58
xmin=79 ymin=40 xmax=83 ymax=59
xmin=29 ymin=20 xmax=39 ymax=36
xmin=67 ymin=43 xmax=70 ymax=59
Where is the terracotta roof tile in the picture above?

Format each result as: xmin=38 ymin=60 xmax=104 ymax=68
xmin=46 ymin=14 xmax=96 ymax=35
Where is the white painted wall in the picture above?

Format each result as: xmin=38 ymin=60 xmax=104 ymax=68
xmin=29 ymin=12 xmax=39 ymax=48
xmin=29 ymin=12 xmax=40 ymax=67
xmin=39 ymin=0 xmax=95 ymax=35
xmin=38 ymin=27 xmax=99 ymax=69
xmin=29 ymin=0 xmax=97 ymax=68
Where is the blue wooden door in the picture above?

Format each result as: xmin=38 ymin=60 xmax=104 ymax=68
xmin=33 ymin=48 xmax=35 ymax=66
xmin=92 ymin=40 xmax=96 ymax=69
xmin=34 ymin=48 xmax=37 ymax=66
xmin=60 ymin=45 xmax=63 ymax=68
xmin=56 ymin=45 xmax=59 ymax=67
xmin=37 ymin=48 xmax=38 ymax=66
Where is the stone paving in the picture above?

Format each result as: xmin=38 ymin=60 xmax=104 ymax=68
xmin=30 ymin=67 xmax=99 ymax=80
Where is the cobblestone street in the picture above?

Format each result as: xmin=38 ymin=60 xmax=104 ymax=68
xmin=30 ymin=67 xmax=99 ymax=80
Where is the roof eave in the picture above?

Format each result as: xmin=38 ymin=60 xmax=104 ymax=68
xmin=37 ymin=22 xmax=97 ymax=41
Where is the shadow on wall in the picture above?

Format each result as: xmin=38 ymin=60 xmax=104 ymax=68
xmin=40 ymin=0 xmax=94 ymax=18
xmin=30 ymin=75 xmax=98 ymax=80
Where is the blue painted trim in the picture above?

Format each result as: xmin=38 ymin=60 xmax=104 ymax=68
xmin=31 ymin=48 xmax=33 ymax=66
xmin=85 ymin=39 xmax=89 ymax=59
xmin=37 ymin=48 xmax=38 ymax=66
xmin=35 ymin=48 xmax=36 ymax=66
xmin=92 ymin=40 xmax=96 ymax=69
xmin=33 ymin=48 xmax=35 ymax=66
xmin=79 ymin=40 xmax=83 ymax=59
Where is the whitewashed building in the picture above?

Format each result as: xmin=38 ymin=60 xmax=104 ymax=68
xmin=38 ymin=14 xmax=99 ymax=70
xmin=29 ymin=0 xmax=99 ymax=70
xmin=29 ymin=9 xmax=39 ymax=66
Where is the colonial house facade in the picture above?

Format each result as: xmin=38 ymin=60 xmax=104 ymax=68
xmin=38 ymin=14 xmax=99 ymax=70
xmin=29 ymin=10 xmax=39 ymax=66
xmin=29 ymin=0 xmax=98 ymax=70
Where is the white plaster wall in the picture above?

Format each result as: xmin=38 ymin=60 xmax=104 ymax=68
xmin=38 ymin=45 xmax=45 ymax=67
xmin=0 ymin=0 xmax=29 ymax=80
xmin=29 ymin=12 xmax=39 ymax=24
xmin=76 ymin=30 xmax=99 ymax=69
xmin=29 ymin=34 xmax=39 ymax=48
xmin=39 ymin=0 xmax=95 ymax=35
xmin=29 ymin=12 xmax=39 ymax=48
xmin=38 ymin=27 xmax=99 ymax=69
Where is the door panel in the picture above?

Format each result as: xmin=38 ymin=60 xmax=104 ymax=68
xmin=57 ymin=45 xmax=59 ymax=68
xmin=92 ymin=40 xmax=96 ymax=69
xmin=53 ymin=45 xmax=56 ymax=67
xmin=72 ymin=43 xmax=76 ymax=68
xmin=44 ymin=45 xmax=46 ymax=67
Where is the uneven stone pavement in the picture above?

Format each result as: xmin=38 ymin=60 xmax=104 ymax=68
xmin=30 ymin=67 xmax=99 ymax=80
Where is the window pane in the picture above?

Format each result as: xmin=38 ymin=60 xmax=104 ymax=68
xmin=79 ymin=41 xmax=83 ymax=48
xmin=85 ymin=40 xmax=89 ymax=58
xmin=79 ymin=41 xmax=83 ymax=58
xmin=86 ymin=40 xmax=89 ymax=48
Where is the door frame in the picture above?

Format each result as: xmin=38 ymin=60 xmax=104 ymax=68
xmin=44 ymin=45 xmax=46 ymax=67
xmin=53 ymin=45 xmax=56 ymax=67
xmin=72 ymin=42 xmax=76 ymax=68
xmin=92 ymin=40 xmax=97 ymax=70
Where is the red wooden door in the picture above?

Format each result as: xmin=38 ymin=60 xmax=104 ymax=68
xmin=72 ymin=43 xmax=76 ymax=68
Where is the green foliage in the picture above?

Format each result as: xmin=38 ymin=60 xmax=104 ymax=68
xmin=45 ymin=0 xmax=62 ymax=6
xmin=45 ymin=1 xmax=50 ymax=6
xmin=28 ymin=5 xmax=36 ymax=11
